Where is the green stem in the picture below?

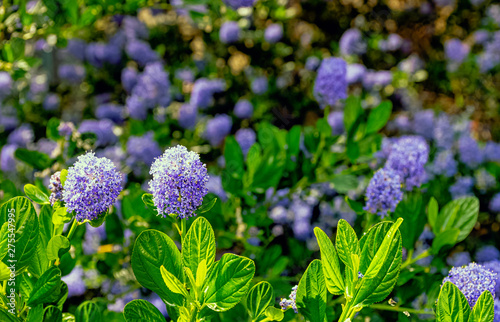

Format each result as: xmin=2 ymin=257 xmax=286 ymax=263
xmin=369 ymin=304 xmax=434 ymax=315
xmin=401 ymin=249 xmax=430 ymax=269
xmin=338 ymin=302 xmax=354 ymax=322
xmin=181 ymin=219 xmax=186 ymax=243
xmin=66 ymin=219 xmax=79 ymax=240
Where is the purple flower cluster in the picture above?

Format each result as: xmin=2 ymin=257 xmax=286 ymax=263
xmin=234 ymin=99 xmax=253 ymax=119
xmin=445 ymin=38 xmax=470 ymax=64
xmin=148 ymin=145 xmax=209 ymax=219
xmin=204 ymin=114 xmax=233 ymax=146
xmin=0 ymin=72 xmax=13 ymax=99
xmin=63 ymin=152 xmax=123 ymax=222
xmin=280 ymin=285 xmax=298 ymax=314
xmin=449 ymin=176 xmax=475 ymax=199
xmin=220 ymin=21 xmax=241 ymax=44
xmin=362 ymin=70 xmax=392 ymax=89
xmin=327 ymin=111 xmax=344 ymax=135
xmin=264 ymin=24 xmax=283 ymax=43
xmin=222 ymin=0 xmax=255 ymax=9
xmin=434 ymin=113 xmax=454 ymax=149
xmin=235 ymin=128 xmax=256 ymax=156
xmin=446 ymin=251 xmax=471 ymax=267
xmin=412 ymin=110 xmax=435 ymax=140
xmin=313 ymin=58 xmax=347 ymax=108
xmin=442 ymin=262 xmax=497 ymax=308
xmin=126 ymin=132 xmax=162 ymax=175
xmin=58 ymin=64 xmax=86 ymax=83
xmin=490 ymin=193 xmax=500 ymax=213
xmin=458 ymin=135 xmax=484 ymax=168
xmin=178 ymin=104 xmax=198 ymax=129
xmin=125 ymin=39 xmax=159 ymax=66
xmin=430 ymin=150 xmax=458 ymax=177
xmin=251 ymin=76 xmax=268 ymax=95
xmin=346 ymin=63 xmax=366 ymax=84
xmin=49 ymin=171 xmax=63 ymax=206
xmin=96 ymin=103 xmax=126 ymax=124
xmin=339 ymin=28 xmax=366 ymax=56
xmin=190 ymin=78 xmax=226 ymax=109
xmin=476 ymin=246 xmax=500 ymax=263
xmin=385 ymin=136 xmax=429 ymax=190
xmin=79 ymin=119 xmax=118 ymax=147
xmin=364 ymin=168 xmax=403 ymax=217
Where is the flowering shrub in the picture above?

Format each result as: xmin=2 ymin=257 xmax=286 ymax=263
xmin=1 ymin=0 xmax=500 ymax=321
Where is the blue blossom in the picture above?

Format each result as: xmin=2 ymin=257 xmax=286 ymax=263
xmin=61 ymin=265 xmax=86 ymax=297
xmin=64 ymin=39 xmax=87 ymax=61
xmin=178 ymin=104 xmax=198 ymax=129
xmin=79 ymin=119 xmax=118 ymax=147
xmin=96 ymin=103 xmax=125 ymax=124
xmin=346 ymin=63 xmax=366 ymax=84
xmin=446 ymin=252 xmax=471 ymax=267
xmin=175 ymin=68 xmax=195 ymax=83
xmin=222 ymin=0 xmax=255 ymax=9
xmin=482 ymin=260 xmax=500 ymax=295
xmin=458 ymin=135 xmax=484 ymax=168
xmin=398 ymin=54 xmax=425 ymax=74
xmin=49 ymin=171 xmax=63 ymax=206
xmin=327 ymin=111 xmax=344 ymax=135
xmin=58 ymin=64 xmax=86 ymax=83
xmin=270 ymin=205 xmax=289 ymax=224
xmin=0 ymin=106 xmax=18 ymax=132
xmin=63 ymin=152 xmax=123 ymax=222
xmin=220 ymin=21 xmax=240 ymax=44
xmin=43 ymin=93 xmax=60 ymax=111
xmin=264 ymin=24 xmax=283 ymax=43
xmin=126 ymin=132 xmax=162 ymax=175
xmin=443 ymin=262 xmax=497 ymax=308
xmin=235 ymin=128 xmax=256 ymax=156
xmin=280 ymin=285 xmax=298 ymax=313
xmin=362 ymin=70 xmax=392 ymax=90
xmin=122 ymin=16 xmax=149 ymax=40
xmin=430 ymin=150 xmax=457 ymax=177
xmin=96 ymin=146 xmax=126 ymax=169
xmin=149 ymin=145 xmax=209 ymax=219
xmin=0 ymin=72 xmax=13 ymax=99
xmin=29 ymin=75 xmax=48 ymax=97
xmin=122 ymin=67 xmax=138 ymax=93
xmin=484 ymin=141 xmax=500 ymax=162
xmin=58 ymin=122 xmax=75 ymax=137
xmin=305 ymin=56 xmax=321 ymax=71
xmin=7 ymin=124 xmax=34 ymax=148
xmin=0 ymin=145 xmax=17 ymax=172
xmin=313 ymin=57 xmax=347 ymax=108
xmin=434 ymin=113 xmax=454 ymax=149
xmin=206 ymin=175 xmax=227 ymax=202
xmin=475 ymin=169 xmax=496 ymax=193
xmin=190 ymin=78 xmax=226 ymax=109
xmin=204 ymin=114 xmax=232 ymax=146
xmin=364 ymin=168 xmax=403 ymax=217
xmin=476 ymin=246 xmax=500 ymax=263
xmin=251 ymin=76 xmax=268 ymax=95
xmin=83 ymin=224 xmax=106 ymax=255
xmin=125 ymin=39 xmax=159 ymax=66
xmin=412 ymin=110 xmax=435 ymax=140
xmin=339 ymin=28 xmax=366 ymax=56
xmin=385 ymin=136 xmax=429 ymax=190
xmin=85 ymin=42 xmax=122 ymax=67
xmin=234 ymin=99 xmax=253 ymax=119
xmin=445 ymin=38 xmax=470 ymax=63
xmin=126 ymin=95 xmax=147 ymax=120
xmin=449 ymin=177 xmax=475 ymax=199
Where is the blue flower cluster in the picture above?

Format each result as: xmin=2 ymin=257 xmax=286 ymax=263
xmin=364 ymin=168 xmax=403 ymax=217
xmin=63 ymin=152 xmax=123 ymax=221
xmin=279 ymin=285 xmax=298 ymax=313
xmin=49 ymin=171 xmax=63 ymax=206
xmin=313 ymin=57 xmax=347 ymax=108
xmin=148 ymin=145 xmax=209 ymax=219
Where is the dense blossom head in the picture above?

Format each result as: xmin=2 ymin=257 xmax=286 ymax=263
xmin=96 ymin=103 xmax=125 ymax=124
xmin=7 ymin=124 xmax=34 ymax=148
xmin=449 ymin=176 xmax=475 ymax=199
xmin=362 ymin=70 xmax=392 ymax=90
xmin=235 ymin=128 xmax=256 ymax=156
xmin=476 ymin=246 xmax=500 ymax=263
xmin=445 ymin=38 xmax=470 ymax=63
xmin=264 ymin=24 xmax=283 ymax=43
xmin=149 ymin=145 xmax=209 ymax=219
xmin=251 ymin=76 xmax=268 ymax=95
xmin=0 ymin=145 xmax=17 ymax=172
xmin=204 ymin=114 xmax=232 ymax=146
xmin=63 ymin=152 xmax=123 ymax=222
xmin=280 ymin=285 xmax=298 ymax=313
xmin=339 ymin=28 xmax=366 ymax=56
xmin=190 ymin=78 xmax=226 ymax=109
xmin=412 ymin=110 xmax=435 ymax=140
xmin=458 ymin=135 xmax=484 ymax=168
xmin=121 ymin=67 xmax=138 ymax=93
xmin=122 ymin=16 xmax=149 ymax=40
xmin=79 ymin=119 xmax=118 ymax=147
xmin=43 ymin=93 xmax=61 ymax=111
xmin=63 ymin=39 xmax=87 ymax=61
xmin=220 ymin=21 xmax=240 ymax=44
xmin=49 ymin=171 xmax=63 ymax=206
xmin=443 ymin=262 xmax=497 ymax=308
xmin=58 ymin=64 xmax=86 ymax=83
xmin=305 ymin=56 xmax=321 ymax=71
xmin=327 ymin=111 xmax=344 ymax=135
xmin=85 ymin=42 xmax=122 ymax=67
xmin=490 ymin=193 xmax=500 ymax=213
xmin=178 ymin=104 xmax=198 ymax=129
xmin=234 ymin=99 xmax=253 ymax=119
xmin=434 ymin=113 xmax=454 ymax=149
xmin=222 ymin=0 xmax=255 ymax=9
xmin=126 ymin=132 xmax=162 ymax=174
xmin=346 ymin=63 xmax=366 ymax=83
xmin=385 ymin=135 xmax=429 ymax=190
xmin=484 ymin=141 xmax=500 ymax=162
xmin=125 ymin=39 xmax=159 ymax=66
xmin=61 ymin=265 xmax=86 ymax=298
xmin=364 ymin=168 xmax=403 ymax=217
xmin=482 ymin=260 xmax=500 ymax=295
xmin=313 ymin=57 xmax=347 ymax=108
xmin=430 ymin=150 xmax=458 ymax=178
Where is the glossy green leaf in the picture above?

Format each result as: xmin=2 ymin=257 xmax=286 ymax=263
xmin=28 ymin=235 xmax=50 ymax=278
xmin=314 ymin=227 xmax=344 ymax=295
xmin=131 ymin=230 xmax=184 ymax=307
xmin=366 ymin=101 xmax=392 ymax=134
xmin=336 ymin=219 xmax=360 ymax=297
xmin=437 ymin=281 xmax=471 ymax=322
xmin=468 ymin=291 xmax=495 ymax=322
xmin=246 ymin=281 xmax=274 ymax=320
xmin=296 ymin=259 xmax=327 ymax=322
xmin=75 ymin=301 xmax=102 ymax=322
xmin=60 ymin=170 xmax=68 ymax=187
xmin=43 ymin=306 xmax=62 ymax=322
xmin=265 ymin=307 xmax=284 ymax=321
xmin=160 ymin=265 xmax=190 ymax=299
xmin=432 ymin=229 xmax=460 ymax=254
xmin=354 ymin=218 xmax=403 ymax=307
xmin=142 ymin=193 xmax=155 ymax=209
xmin=0 ymin=223 xmax=8 ymax=260
xmin=14 ymin=148 xmax=52 ymax=169
xmin=434 ymin=197 xmax=479 ymax=243
xmin=224 ymin=136 xmax=245 ymax=179
xmin=24 ymin=184 xmax=50 ymax=205
xmin=47 ymin=235 xmax=71 ymax=261
xmin=1 ymin=197 xmax=39 ymax=274
xmin=0 ymin=262 xmax=10 ymax=280
xmin=52 ymin=207 xmax=72 ymax=226
xmin=39 ymin=205 xmax=53 ymax=247
xmin=27 ymin=267 xmax=62 ymax=307
xmin=428 ymin=197 xmax=439 ymax=228
xmin=182 ymin=217 xmax=216 ymax=278
xmin=196 ymin=196 xmax=218 ymax=215
xmin=344 ymin=95 xmax=362 ymax=134
xmin=394 ymin=192 xmax=426 ymax=249
xmin=0 ymin=307 xmax=19 ymax=321
xmin=123 ymin=299 xmax=165 ymax=322
xmin=202 ymin=253 xmax=255 ymax=312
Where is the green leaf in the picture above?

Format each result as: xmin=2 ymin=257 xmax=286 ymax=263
xmin=0 ymin=307 xmax=19 ymax=322
xmin=14 ymin=148 xmax=52 ymax=169
xmin=354 ymin=218 xmax=403 ymax=307
xmin=0 ymin=223 xmax=8 ymax=260
xmin=60 ymin=170 xmax=68 ymax=187
xmin=224 ymin=136 xmax=245 ymax=179
xmin=131 ymin=230 xmax=184 ymax=307
xmin=196 ymin=259 xmax=207 ymax=289
xmin=182 ymin=217 xmax=216 ymax=278
xmin=52 ymin=207 xmax=72 ymax=226
xmin=202 ymin=253 xmax=255 ymax=312
xmin=428 ymin=197 xmax=439 ymax=229
xmin=331 ymin=175 xmax=358 ymax=194
xmin=246 ymin=281 xmax=274 ymax=320
xmin=43 ymin=306 xmax=62 ymax=322
xmin=394 ymin=192 xmax=426 ymax=249
xmin=335 ymin=219 xmax=360 ymax=297
xmin=433 ymin=197 xmax=479 ymax=243
xmin=437 ymin=281 xmax=471 ymax=322
xmin=313 ymin=227 xmax=344 ymax=295
xmin=265 ymin=306 xmax=284 ymax=321
xmin=39 ymin=205 xmax=54 ymax=247
xmin=0 ymin=262 xmax=10 ymax=280
xmin=344 ymin=95 xmax=362 ymax=134
xmin=27 ymin=304 xmax=44 ymax=322
xmin=366 ymin=101 xmax=392 ymax=134
xmin=469 ymin=291 xmax=495 ymax=322
xmin=196 ymin=196 xmax=218 ymax=215
xmin=46 ymin=118 xmax=61 ymax=141
xmin=123 ymin=299 xmax=165 ymax=322
xmin=24 ymin=184 xmax=50 ymax=205
xmin=1 ymin=197 xmax=39 ymax=274
xmin=160 ymin=265 xmax=191 ymax=299
xmin=432 ymin=229 xmax=460 ymax=254
xmin=142 ymin=193 xmax=155 ymax=209
xmin=296 ymin=259 xmax=327 ymax=322
xmin=27 ymin=267 xmax=62 ymax=307
xmin=28 ymin=235 xmax=50 ymax=278
xmin=47 ymin=236 xmax=70 ymax=261
xmin=75 ymin=301 xmax=102 ymax=322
